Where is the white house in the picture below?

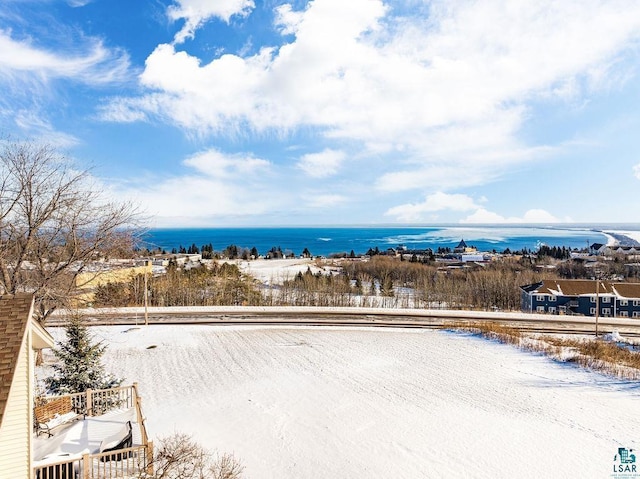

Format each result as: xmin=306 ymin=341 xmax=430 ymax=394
xmin=0 ymin=293 xmax=54 ymax=479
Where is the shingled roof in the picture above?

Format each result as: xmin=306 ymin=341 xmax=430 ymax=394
xmin=525 ymin=279 xmax=640 ymax=298
xmin=611 ymin=282 xmax=640 ymax=298
xmin=0 ymin=294 xmax=35 ymax=428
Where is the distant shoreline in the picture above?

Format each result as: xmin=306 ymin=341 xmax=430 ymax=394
xmin=141 ymin=225 xmax=636 ymax=257
xmin=599 ymin=229 xmax=640 ymax=246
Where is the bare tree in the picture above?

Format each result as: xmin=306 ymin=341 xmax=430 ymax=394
xmin=0 ymin=140 xmax=142 ymax=321
xmin=145 ymin=433 xmax=244 ymax=479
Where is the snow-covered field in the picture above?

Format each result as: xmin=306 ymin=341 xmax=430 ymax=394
xmin=226 ymin=258 xmax=323 ymax=284
xmin=59 ymin=325 xmax=639 ymax=478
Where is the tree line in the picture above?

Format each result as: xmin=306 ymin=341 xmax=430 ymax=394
xmin=94 ymin=255 xmax=559 ymax=311
xmin=94 ymin=262 xmax=262 ymax=307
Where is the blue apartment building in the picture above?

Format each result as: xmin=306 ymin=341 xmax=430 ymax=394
xmin=520 ymin=279 xmax=640 ymax=318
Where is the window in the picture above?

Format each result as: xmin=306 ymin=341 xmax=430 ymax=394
xmin=620 ymin=311 xmax=628 ymax=317
xmin=591 ymin=297 xmax=596 ymax=303
xmin=549 ymin=296 xmax=556 ymax=302
xmin=549 ymin=307 xmax=556 ymax=314
xmin=633 ymin=311 xmax=640 ymax=318
xmin=536 ymin=295 xmax=545 ymax=302
xmin=620 ymin=299 xmax=628 ymax=306
xmin=602 ymin=296 xmax=611 ymax=303
xmin=559 ymin=306 xmax=567 ymax=314
xmin=590 ymin=307 xmax=596 ymax=315
xmin=536 ymin=306 xmax=545 ymax=313
xmin=603 ymin=308 xmax=611 ymax=317
xmin=634 ymin=300 xmax=640 ymax=307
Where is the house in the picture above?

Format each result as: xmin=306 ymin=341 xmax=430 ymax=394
xmin=1 ymin=294 xmax=153 ymax=479
xmin=0 ymin=293 xmax=54 ymax=479
xmin=152 ymin=253 xmax=202 ymax=266
xmin=453 ymin=239 xmax=477 ymax=254
xmin=589 ymin=243 xmax=607 ymax=255
xmin=520 ymin=279 xmax=640 ymax=317
xmin=590 ymin=242 xmax=640 ymax=259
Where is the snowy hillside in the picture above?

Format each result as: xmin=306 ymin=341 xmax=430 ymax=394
xmin=51 ymin=325 xmax=639 ymax=478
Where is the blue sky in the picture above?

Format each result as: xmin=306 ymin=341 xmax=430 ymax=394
xmin=1 ymin=0 xmax=640 ymax=227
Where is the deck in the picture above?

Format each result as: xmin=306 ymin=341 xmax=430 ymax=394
xmin=32 ymin=385 xmax=152 ymax=479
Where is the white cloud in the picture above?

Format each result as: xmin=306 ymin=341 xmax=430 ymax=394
xmin=306 ymin=194 xmax=347 ymax=208
xmin=97 ymin=99 xmax=148 ymax=123
xmin=105 ymin=0 xmax=640 ymax=196
xmin=12 ymin=109 xmax=80 ymax=148
xmin=168 ymin=0 xmax=255 ymax=44
xmin=634 ymin=163 xmax=640 ymax=180
xmin=385 ymin=192 xmax=479 ymax=222
xmin=462 ymin=208 xmax=560 ymax=224
xmin=385 ymin=192 xmax=563 ymax=224
xmin=183 ymin=148 xmax=271 ymax=178
xmin=461 ymin=208 xmax=509 ymax=224
xmin=297 ymin=149 xmax=345 ymax=178
xmin=274 ymin=4 xmax=304 ymax=36
xmin=106 ymin=149 xmax=277 ymax=226
xmin=0 ymin=29 xmax=130 ymax=85
xmin=67 ymin=0 xmax=93 ymax=6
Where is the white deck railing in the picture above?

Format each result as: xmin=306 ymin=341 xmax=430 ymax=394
xmin=68 ymin=385 xmax=136 ymax=417
xmin=33 ymin=443 xmax=153 ymax=479
xmin=33 ymin=384 xmax=152 ymax=479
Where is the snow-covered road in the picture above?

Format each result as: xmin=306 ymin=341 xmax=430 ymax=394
xmin=84 ymin=325 xmax=639 ymax=478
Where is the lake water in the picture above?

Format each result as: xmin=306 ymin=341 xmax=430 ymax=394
xmin=140 ymin=224 xmax=640 ymax=257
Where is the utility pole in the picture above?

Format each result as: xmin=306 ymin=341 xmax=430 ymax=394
xmin=595 ymin=278 xmax=599 ymax=338
xmin=144 ymin=261 xmax=149 ymax=326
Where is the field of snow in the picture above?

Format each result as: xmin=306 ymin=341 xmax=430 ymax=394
xmin=64 ymin=325 xmax=639 ymax=478
xmin=226 ymin=258 xmax=323 ymax=284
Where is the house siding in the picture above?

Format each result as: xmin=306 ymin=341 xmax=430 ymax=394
xmin=520 ymin=290 xmax=532 ymax=312
xmin=0 ymin=335 xmax=30 ymax=479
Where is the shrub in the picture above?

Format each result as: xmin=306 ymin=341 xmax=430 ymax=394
xmin=146 ymin=433 xmax=244 ymax=479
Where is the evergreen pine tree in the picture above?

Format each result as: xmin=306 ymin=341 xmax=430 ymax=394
xmin=45 ymin=315 xmax=122 ymax=394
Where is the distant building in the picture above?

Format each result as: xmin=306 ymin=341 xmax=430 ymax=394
xmin=590 ymin=243 xmax=640 ymax=258
xmin=460 ymin=253 xmax=488 ymax=263
xmin=520 ymin=279 xmax=640 ymax=317
xmin=589 ymin=243 xmax=607 ymax=255
xmin=453 ymin=239 xmax=477 ymax=254
xmin=151 ymin=253 xmax=202 ymax=266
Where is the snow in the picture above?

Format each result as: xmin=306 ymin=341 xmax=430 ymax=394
xmin=33 ymin=407 xmax=140 ymax=461
xmin=38 ymin=411 xmax=79 ymax=431
xmin=601 ymin=231 xmax=620 ymax=246
xmin=603 ymin=229 xmax=640 ymax=245
xmin=40 ymin=324 xmax=640 ymax=479
xmin=602 ymin=330 xmax=624 ymax=342
xmin=227 ymin=258 xmax=322 ymax=284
